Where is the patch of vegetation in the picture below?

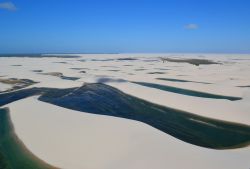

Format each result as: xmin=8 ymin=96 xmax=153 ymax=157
xmin=160 ymin=57 xmax=220 ymax=66
xmin=237 ymin=85 xmax=250 ymax=88
xmin=40 ymin=72 xmax=80 ymax=81
xmin=117 ymin=58 xmax=137 ymax=61
xmin=31 ymin=70 xmax=43 ymax=73
xmin=11 ymin=65 xmax=22 ymax=67
xmin=134 ymin=69 xmax=146 ymax=71
xmin=0 ymin=78 xmax=38 ymax=93
xmin=70 ymin=68 xmax=86 ymax=70
xmin=147 ymin=72 xmax=166 ymax=74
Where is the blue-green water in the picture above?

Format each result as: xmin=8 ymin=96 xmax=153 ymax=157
xmin=0 ymin=84 xmax=249 ymax=149
xmin=157 ymin=78 xmax=212 ymax=84
xmin=0 ymin=108 xmax=56 ymax=169
xmin=132 ymin=81 xmax=241 ymax=101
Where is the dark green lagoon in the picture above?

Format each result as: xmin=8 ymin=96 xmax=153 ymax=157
xmin=0 ymin=83 xmax=249 ymax=149
xmin=0 ymin=108 xmax=56 ymax=169
xmin=132 ymin=81 xmax=241 ymax=101
xmin=156 ymin=78 xmax=212 ymax=84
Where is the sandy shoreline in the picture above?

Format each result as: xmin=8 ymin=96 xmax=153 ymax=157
xmin=0 ymin=53 xmax=250 ymax=168
xmin=6 ymin=96 xmax=250 ymax=169
xmin=0 ymin=107 xmax=57 ymax=169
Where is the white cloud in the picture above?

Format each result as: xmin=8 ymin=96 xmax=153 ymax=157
xmin=185 ymin=24 xmax=199 ymax=30
xmin=0 ymin=2 xmax=17 ymax=11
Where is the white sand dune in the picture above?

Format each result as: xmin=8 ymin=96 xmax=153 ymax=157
xmin=0 ymin=82 xmax=12 ymax=91
xmin=6 ymin=96 xmax=250 ymax=169
xmin=1 ymin=53 xmax=250 ymax=168
xmin=105 ymin=81 xmax=250 ymax=125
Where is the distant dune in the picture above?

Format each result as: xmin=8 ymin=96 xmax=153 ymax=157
xmin=0 ymin=53 xmax=250 ymax=169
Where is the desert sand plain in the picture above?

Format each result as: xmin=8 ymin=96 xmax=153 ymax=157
xmin=0 ymin=53 xmax=250 ymax=169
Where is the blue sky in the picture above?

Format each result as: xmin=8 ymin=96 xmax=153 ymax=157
xmin=0 ymin=0 xmax=250 ymax=53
